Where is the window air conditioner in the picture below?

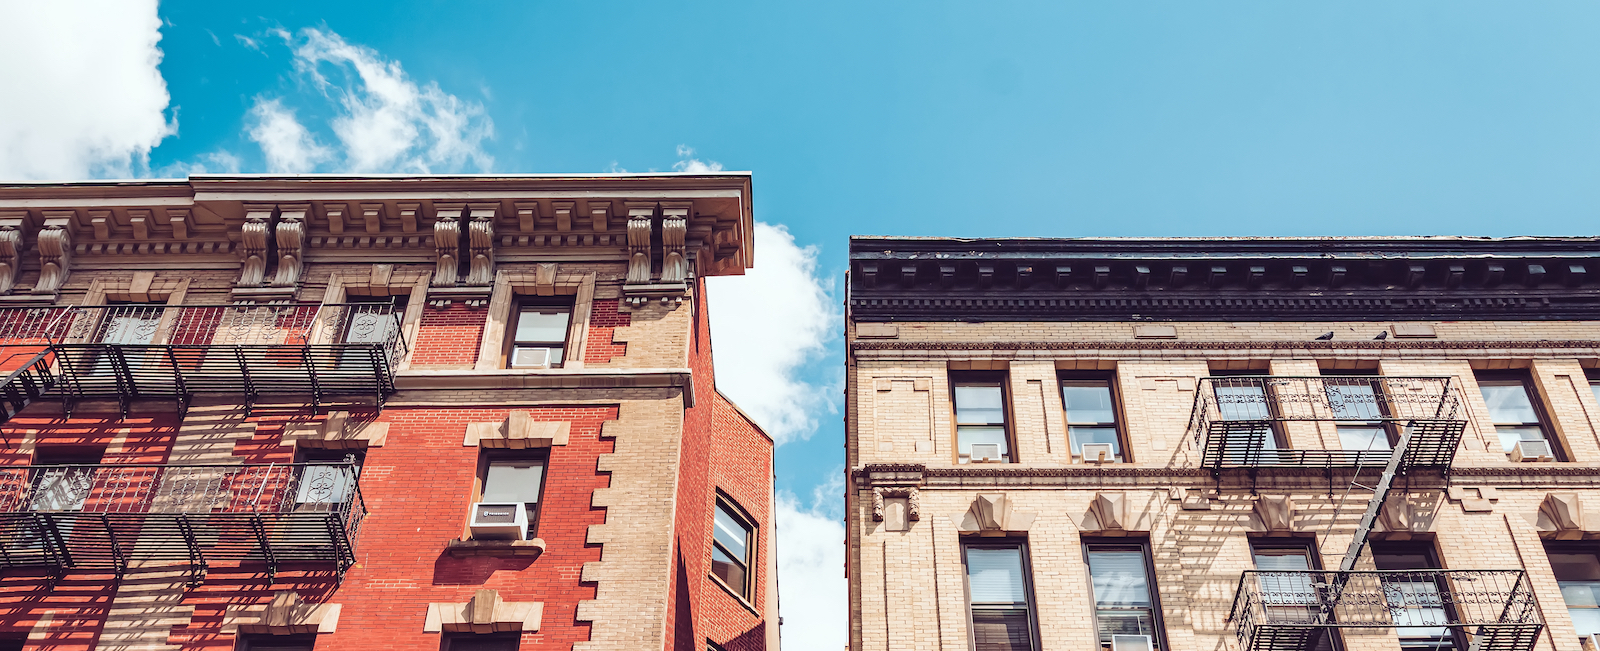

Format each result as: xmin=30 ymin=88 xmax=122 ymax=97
xmin=511 ymin=347 xmax=552 ymax=369
xmin=468 ymin=502 xmax=528 ymax=540
xmin=1511 ymin=440 xmax=1554 ymax=462
xmin=969 ymin=444 xmax=1002 ymax=462
xmin=1111 ymin=634 xmax=1155 ymax=651
xmin=1586 ymin=634 xmax=1600 ymax=651
xmin=1081 ymin=443 xmax=1116 ymax=463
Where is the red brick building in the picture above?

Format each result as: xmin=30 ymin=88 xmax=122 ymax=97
xmin=0 ymin=174 xmax=777 ymax=651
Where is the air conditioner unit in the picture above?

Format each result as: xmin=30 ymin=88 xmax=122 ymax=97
xmin=1586 ymin=634 xmax=1600 ymax=651
xmin=969 ymin=443 xmax=1002 ymax=462
xmin=1081 ymin=443 xmax=1116 ymax=463
xmin=1511 ymin=440 xmax=1554 ymax=462
xmin=1111 ymin=634 xmax=1155 ymax=651
xmin=510 ymin=347 xmax=553 ymax=369
xmin=468 ymin=502 xmax=528 ymax=540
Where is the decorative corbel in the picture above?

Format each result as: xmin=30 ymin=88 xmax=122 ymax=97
xmin=272 ymin=204 xmax=308 ymax=288
xmin=1245 ymin=495 xmax=1297 ymax=534
xmin=1374 ymin=493 xmax=1437 ymax=538
xmin=33 ymin=213 xmax=75 ymax=295
xmin=464 ymin=203 xmax=496 ymax=286
xmin=129 ymin=209 xmax=151 ymax=240
xmin=464 ymin=411 xmax=570 ymax=448
xmin=953 ymin=493 xmax=1036 ymax=535
xmin=424 ymin=589 xmax=543 ymax=634
xmin=397 ymin=202 xmax=420 ymax=233
xmin=872 ymin=486 xmax=920 ymax=531
xmin=324 ymin=203 xmax=347 ymax=235
xmin=432 ymin=204 xmax=464 ymax=287
xmin=89 ymin=210 xmax=110 ymax=240
xmin=237 ymin=205 xmax=275 ymax=287
xmin=552 ymin=201 xmax=574 ymax=232
xmin=660 ymin=203 xmax=690 ymax=284
xmin=359 ymin=203 xmax=384 ymax=234
xmin=1531 ymin=492 xmax=1600 ymax=540
xmin=165 ymin=208 xmax=190 ymax=240
xmin=514 ymin=202 xmax=538 ymax=233
xmin=0 ymin=217 xmax=22 ymax=295
xmin=589 ymin=200 xmax=610 ymax=232
xmin=625 ymin=206 xmax=654 ymax=285
xmin=1075 ymin=491 xmax=1152 ymax=535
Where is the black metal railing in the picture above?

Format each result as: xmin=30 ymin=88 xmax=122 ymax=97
xmin=0 ymin=462 xmax=366 ymax=584
xmin=0 ymin=302 xmax=408 ymax=416
xmin=1188 ymin=376 xmax=1467 ymax=470
xmin=1229 ymin=569 xmax=1542 ymax=651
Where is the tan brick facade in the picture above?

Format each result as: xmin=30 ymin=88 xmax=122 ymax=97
xmin=847 ymin=236 xmax=1600 ymax=651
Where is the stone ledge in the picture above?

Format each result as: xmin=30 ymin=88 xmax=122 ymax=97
xmin=445 ymin=538 xmax=546 ymax=558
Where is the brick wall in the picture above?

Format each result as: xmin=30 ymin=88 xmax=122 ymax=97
xmin=584 ymin=299 xmax=631 ymax=365
xmin=411 ymin=303 xmax=488 ymax=366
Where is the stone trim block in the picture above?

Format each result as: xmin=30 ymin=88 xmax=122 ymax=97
xmin=424 ymin=589 xmax=542 ymax=633
xmin=464 ymin=410 xmax=571 ymax=448
xmin=223 ymin=591 xmax=341 ymax=635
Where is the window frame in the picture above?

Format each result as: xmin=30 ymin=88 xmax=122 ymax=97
xmin=1248 ymin=538 xmax=1342 ymax=651
xmin=950 ymin=371 xmax=1017 ymax=465
xmin=236 ymin=633 xmax=319 ymax=651
xmin=1474 ymin=371 xmax=1562 ymax=461
xmin=1059 ymin=372 xmax=1130 ymax=463
xmin=1586 ymin=370 xmax=1600 ymax=407
xmin=1206 ymin=368 xmax=1289 ymax=449
xmin=439 ymin=632 xmax=520 ymax=651
xmin=1543 ymin=541 xmax=1600 ymax=646
xmin=710 ymin=492 xmax=757 ymax=603
xmin=337 ymin=293 xmax=405 ymax=344
xmin=960 ymin=538 xmax=1041 ymax=651
xmin=293 ymin=447 xmax=364 ymax=509
xmin=1318 ymin=369 xmax=1401 ymax=452
xmin=1082 ymin=537 xmax=1169 ymax=651
xmin=502 ymin=297 xmax=576 ymax=370
xmin=472 ymin=449 xmax=550 ymax=539
xmin=1368 ymin=540 xmax=1465 ymax=650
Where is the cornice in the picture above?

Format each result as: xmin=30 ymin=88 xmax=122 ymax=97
xmin=852 ymin=338 xmax=1600 ymax=352
xmin=853 ymin=462 xmax=1600 ymax=490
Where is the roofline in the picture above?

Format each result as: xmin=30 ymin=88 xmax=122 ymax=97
xmin=715 ymin=388 xmax=775 ymax=445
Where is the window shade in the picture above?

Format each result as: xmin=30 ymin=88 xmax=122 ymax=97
xmin=966 ymin=547 xmax=1026 ymax=604
xmin=1088 ymin=549 xmax=1152 ymax=607
xmin=971 ymin=608 xmax=1032 ymax=651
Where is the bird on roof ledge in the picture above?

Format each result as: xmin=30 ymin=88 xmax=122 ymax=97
xmin=1315 ymin=332 xmax=1335 ymax=340
xmin=1374 ymin=331 xmax=1389 ymax=340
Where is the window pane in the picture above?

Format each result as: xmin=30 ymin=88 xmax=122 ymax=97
xmin=1088 ymin=549 xmax=1151 ymax=607
xmin=446 ymin=636 xmax=520 ymax=651
xmin=1325 ymin=382 xmax=1383 ymax=420
xmin=966 ymin=547 xmax=1027 ymax=604
xmin=1095 ymin=611 xmax=1155 ymax=644
xmin=1338 ymin=425 xmax=1391 ymax=451
xmin=1591 ymin=380 xmax=1600 ymax=407
xmin=1480 ymin=383 xmax=1539 ymax=424
xmin=958 ymin=426 xmax=1009 ymax=461
xmin=1495 ymin=426 xmax=1546 ymax=453
xmin=955 ymin=385 xmax=1006 ymax=425
xmin=971 ymin=608 xmax=1032 ymax=651
xmin=713 ymin=504 xmax=750 ymax=562
xmin=1062 ymin=384 xmax=1116 ymax=424
xmin=483 ymin=461 xmax=544 ymax=504
xmin=514 ymin=309 xmax=570 ymax=343
xmin=1215 ymin=385 xmax=1271 ymax=421
xmin=1550 ymin=553 xmax=1600 ymax=581
xmin=1570 ymin=607 xmax=1600 ymax=637
xmin=1252 ymin=547 xmax=1312 ymax=571
xmin=712 ymin=544 xmax=747 ymax=593
xmin=1069 ymin=426 xmax=1120 ymax=456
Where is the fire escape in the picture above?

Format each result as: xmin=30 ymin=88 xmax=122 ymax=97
xmin=0 ymin=301 xmax=406 ymax=584
xmin=1191 ymin=376 xmax=1544 ymax=651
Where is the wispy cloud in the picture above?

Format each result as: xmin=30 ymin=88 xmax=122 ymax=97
xmin=775 ymin=471 xmax=847 ymax=651
xmin=707 ymin=222 xmax=840 ymax=446
xmin=672 ymin=145 xmax=724 ymax=173
xmin=241 ymin=27 xmax=494 ymax=174
xmin=0 ymin=0 xmax=175 ymax=179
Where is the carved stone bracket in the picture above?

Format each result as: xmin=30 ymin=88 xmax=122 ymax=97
xmin=0 ymin=216 xmax=23 ymax=295
xmin=1075 ymin=491 xmax=1152 ymax=535
xmin=1373 ymin=493 xmax=1438 ymax=539
xmin=272 ymin=204 xmax=308 ymax=288
xmin=464 ymin=411 xmax=570 ymax=448
xmin=236 ymin=205 xmax=275 ymax=288
xmin=1244 ymin=495 xmax=1298 ymax=534
xmin=660 ymin=203 xmax=689 ymax=284
xmin=953 ymin=493 xmax=1036 ymax=535
xmin=872 ymin=487 xmax=920 ymax=522
xmin=433 ymin=204 xmax=464 ymax=287
xmin=222 ymin=591 xmax=341 ymax=635
xmin=625 ymin=205 xmax=653 ymax=285
xmin=1529 ymin=492 xmax=1600 ymax=540
xmin=465 ymin=203 xmax=497 ymax=286
xmin=424 ymin=589 xmax=543 ymax=634
xmin=32 ymin=213 xmax=74 ymax=295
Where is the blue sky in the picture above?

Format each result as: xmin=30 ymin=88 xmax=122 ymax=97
xmin=6 ymin=2 xmax=1600 ymax=647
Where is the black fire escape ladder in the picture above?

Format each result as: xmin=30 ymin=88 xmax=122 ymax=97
xmin=1336 ymin=420 xmax=1420 ymax=572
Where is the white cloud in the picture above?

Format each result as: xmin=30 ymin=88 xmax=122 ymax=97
xmin=0 ymin=1 xmax=175 ymax=180
xmin=156 ymin=151 xmax=242 ymax=178
xmin=776 ymin=472 xmax=847 ymax=651
xmin=247 ymin=98 xmax=333 ymax=173
xmin=244 ymin=27 xmax=494 ymax=174
xmin=707 ymin=222 xmax=839 ymax=445
xmin=672 ymin=145 xmax=724 ymax=173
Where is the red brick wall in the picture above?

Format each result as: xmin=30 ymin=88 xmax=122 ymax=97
xmin=411 ymin=304 xmax=488 ymax=366
xmin=702 ymin=393 xmax=773 ymax=651
xmin=583 ymin=299 xmax=630 ymax=364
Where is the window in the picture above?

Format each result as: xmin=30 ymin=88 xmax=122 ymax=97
xmin=96 ymin=302 xmax=163 ymax=346
xmin=711 ymin=495 xmax=755 ymax=600
xmin=1587 ymin=370 xmax=1600 ymax=407
xmin=1061 ymin=376 xmax=1125 ymax=462
xmin=1208 ymin=370 xmax=1285 ymax=450
xmin=31 ymin=447 xmax=103 ymax=512
xmin=237 ymin=634 xmax=317 ymax=651
xmin=440 ymin=633 xmax=519 ymax=651
xmin=963 ymin=541 xmax=1037 ymax=651
xmin=340 ymin=294 xmax=403 ymax=344
xmin=476 ymin=452 xmax=547 ymax=538
xmin=1250 ymin=541 xmax=1337 ymax=651
xmin=0 ymin=638 xmax=22 ymax=651
xmin=1475 ymin=373 xmax=1556 ymax=458
xmin=1545 ymin=544 xmax=1600 ymax=644
xmin=1085 ymin=540 xmax=1166 ymax=651
xmin=1320 ymin=371 xmax=1394 ymax=452
xmin=953 ymin=374 xmax=1012 ymax=464
xmin=294 ymin=449 xmax=363 ymax=508
xmin=504 ymin=300 xmax=572 ymax=369
xmin=1370 ymin=541 xmax=1459 ymax=649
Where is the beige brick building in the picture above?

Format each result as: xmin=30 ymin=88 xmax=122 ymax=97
xmin=845 ymin=236 xmax=1600 ymax=651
